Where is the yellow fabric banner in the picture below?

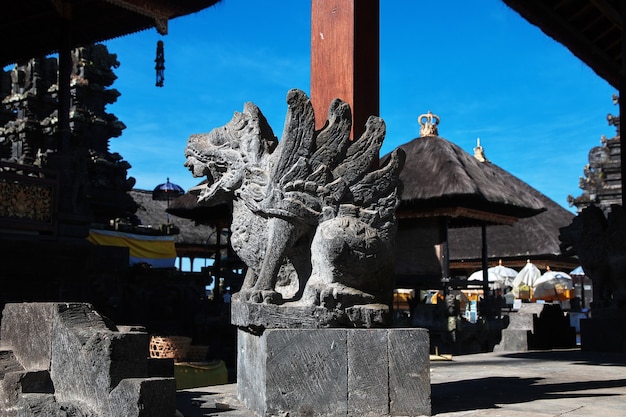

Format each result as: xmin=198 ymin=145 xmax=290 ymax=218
xmin=87 ymin=229 xmax=176 ymax=268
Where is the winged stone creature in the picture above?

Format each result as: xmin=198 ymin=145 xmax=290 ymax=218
xmin=184 ymin=89 xmax=404 ymax=326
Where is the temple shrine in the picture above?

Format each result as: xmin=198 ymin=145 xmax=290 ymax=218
xmin=568 ymin=95 xmax=622 ymax=213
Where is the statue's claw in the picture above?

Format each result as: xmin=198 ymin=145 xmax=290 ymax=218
xmin=240 ymin=289 xmax=283 ymax=304
xmin=314 ymin=283 xmax=376 ymax=310
xmin=261 ymin=290 xmax=283 ymax=304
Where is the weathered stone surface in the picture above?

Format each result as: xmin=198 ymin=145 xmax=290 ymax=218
xmin=16 ymin=393 xmax=98 ymax=416
xmin=493 ymin=304 xmax=545 ymax=352
xmin=0 ymin=303 xmax=56 ymax=371
xmin=347 ymin=329 xmax=388 ymax=416
xmin=388 ymin=328 xmax=431 ymax=416
xmin=267 ymin=329 xmax=347 ymax=417
xmin=50 ymin=305 xmax=149 ymax=410
xmin=0 ymin=350 xmax=24 ymax=377
xmin=0 ymin=370 xmax=53 ymax=412
xmin=505 ymin=303 xmax=544 ymax=330
xmin=108 ymin=378 xmax=176 ymax=417
xmin=236 ymin=330 xmax=267 ymax=415
xmin=237 ymin=328 xmax=430 ymax=417
xmin=0 ymin=303 xmax=176 ymax=417
xmin=493 ymin=329 xmax=532 ymax=352
xmin=231 ymin=296 xmax=389 ymax=329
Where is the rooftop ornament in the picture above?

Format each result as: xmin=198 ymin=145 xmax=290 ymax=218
xmin=418 ymin=110 xmax=440 ymax=137
xmin=473 ymin=137 xmax=490 ymax=162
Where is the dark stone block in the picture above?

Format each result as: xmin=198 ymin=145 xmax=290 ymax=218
xmin=388 ymin=328 xmax=430 ymax=416
xmin=581 ymin=317 xmax=626 ymax=352
xmin=109 ymin=378 xmax=176 ymax=417
xmin=347 ymin=329 xmax=388 ymax=415
xmin=237 ymin=328 xmax=431 ymax=416
xmin=0 ymin=303 xmax=57 ymax=370
xmin=1 ymin=302 xmax=176 ymax=416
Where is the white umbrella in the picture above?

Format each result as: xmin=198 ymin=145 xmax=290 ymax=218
xmin=488 ymin=261 xmax=518 ymax=287
xmin=512 ymin=261 xmax=541 ymax=288
xmin=467 ymin=270 xmax=505 ymax=289
xmin=533 ymin=270 xmax=573 ymax=301
xmin=511 ymin=260 xmax=541 ymax=298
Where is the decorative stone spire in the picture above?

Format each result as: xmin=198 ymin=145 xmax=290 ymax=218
xmin=473 ymin=137 xmax=489 ymax=162
xmin=418 ymin=111 xmax=439 ymax=137
xmin=607 ymin=94 xmax=620 ymax=136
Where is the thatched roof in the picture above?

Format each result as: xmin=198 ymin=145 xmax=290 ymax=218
xmin=448 ymin=185 xmax=576 ymax=268
xmin=165 ymin=180 xmax=232 ymax=228
xmin=130 ymin=189 xmax=216 ymax=247
xmin=385 ymin=135 xmax=546 ymax=226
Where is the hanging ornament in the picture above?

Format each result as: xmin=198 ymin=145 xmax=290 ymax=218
xmin=155 ymin=40 xmax=165 ymax=87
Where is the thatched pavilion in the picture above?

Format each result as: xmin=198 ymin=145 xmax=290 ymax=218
xmin=387 ymin=112 xmax=577 ymax=291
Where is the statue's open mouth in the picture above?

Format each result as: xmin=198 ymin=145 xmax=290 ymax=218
xmin=185 ymin=155 xmax=231 ymax=205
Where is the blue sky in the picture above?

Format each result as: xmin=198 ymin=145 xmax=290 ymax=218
xmin=102 ymin=0 xmax=617 ymax=213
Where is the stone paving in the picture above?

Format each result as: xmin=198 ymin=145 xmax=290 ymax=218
xmin=176 ymin=349 xmax=626 ymax=417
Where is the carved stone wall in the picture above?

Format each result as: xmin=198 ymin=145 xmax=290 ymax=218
xmin=0 ymin=44 xmax=137 ymax=232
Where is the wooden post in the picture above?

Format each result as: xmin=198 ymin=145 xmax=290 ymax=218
xmin=310 ymin=0 xmax=379 ymax=140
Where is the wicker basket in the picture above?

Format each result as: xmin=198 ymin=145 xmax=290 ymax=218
xmin=149 ymin=336 xmax=192 ymax=362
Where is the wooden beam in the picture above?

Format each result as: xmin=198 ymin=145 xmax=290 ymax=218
xmin=396 ymin=206 xmax=520 ymax=226
xmin=310 ymin=0 xmax=379 ymax=140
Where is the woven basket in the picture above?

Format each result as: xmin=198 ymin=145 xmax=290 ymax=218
xmin=149 ymin=336 xmax=192 ymax=362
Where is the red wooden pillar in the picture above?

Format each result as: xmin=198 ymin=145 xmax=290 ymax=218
xmin=310 ymin=0 xmax=379 ymax=140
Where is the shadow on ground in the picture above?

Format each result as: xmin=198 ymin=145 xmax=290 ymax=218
xmin=432 ymin=374 xmax=626 ymax=414
xmin=176 ymin=390 xmax=234 ymax=417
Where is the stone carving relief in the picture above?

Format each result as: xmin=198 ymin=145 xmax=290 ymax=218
xmin=184 ymin=89 xmax=405 ymax=328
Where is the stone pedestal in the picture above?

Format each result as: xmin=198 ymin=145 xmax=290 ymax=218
xmin=493 ymin=303 xmax=544 ymax=352
xmin=237 ymin=328 xmax=430 ymax=417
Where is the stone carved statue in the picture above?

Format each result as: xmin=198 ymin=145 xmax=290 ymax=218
xmin=184 ymin=89 xmax=405 ymax=327
xmin=559 ymin=204 xmax=626 ymax=310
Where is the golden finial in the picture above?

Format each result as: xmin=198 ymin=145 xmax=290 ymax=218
xmin=473 ymin=137 xmax=489 ymax=163
xmin=418 ymin=111 xmax=440 ymax=137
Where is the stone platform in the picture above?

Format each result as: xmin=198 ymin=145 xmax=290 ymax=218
xmin=236 ymin=327 xmax=430 ymax=417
